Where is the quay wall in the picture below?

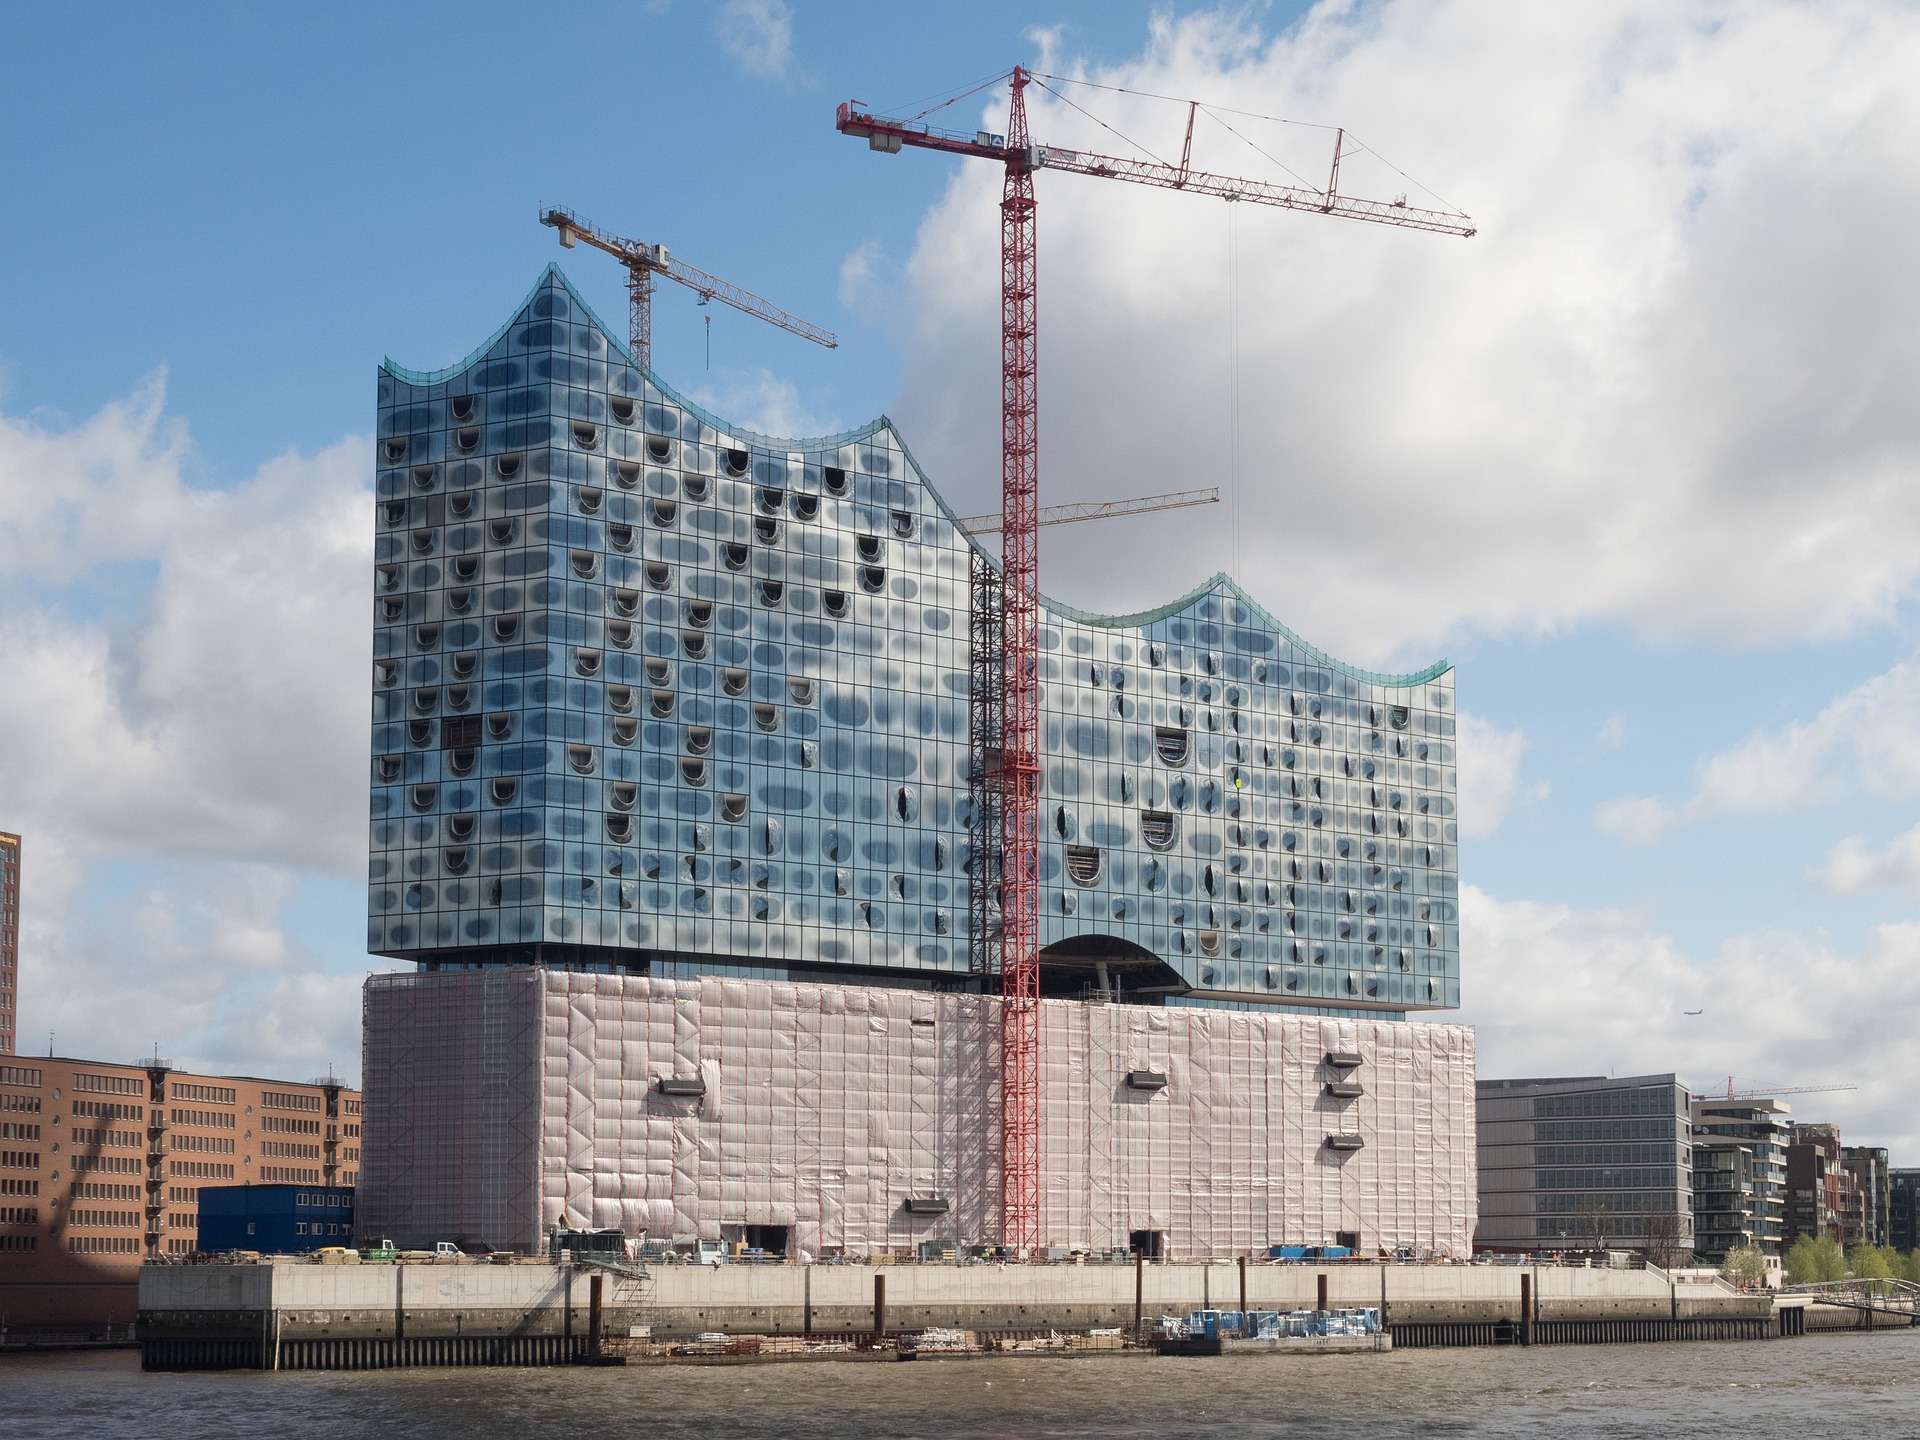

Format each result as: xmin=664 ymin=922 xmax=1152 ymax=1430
xmin=140 ymin=1261 xmax=1770 ymax=1346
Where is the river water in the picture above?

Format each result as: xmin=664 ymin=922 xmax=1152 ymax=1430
xmin=8 ymin=1331 xmax=1919 ymax=1438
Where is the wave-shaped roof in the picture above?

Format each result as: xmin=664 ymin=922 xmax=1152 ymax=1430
xmin=385 ymin=266 xmax=1449 ymax=691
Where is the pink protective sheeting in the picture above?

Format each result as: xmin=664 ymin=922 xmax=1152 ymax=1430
xmin=359 ymin=969 xmax=1475 ymax=1257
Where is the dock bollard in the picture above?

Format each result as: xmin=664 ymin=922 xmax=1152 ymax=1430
xmin=1121 ymin=1244 xmax=1136 ymax=1351
xmin=589 ymin=1274 xmax=603 ymax=1362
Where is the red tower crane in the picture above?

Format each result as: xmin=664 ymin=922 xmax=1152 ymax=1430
xmin=838 ymin=69 xmax=1473 ymax=1254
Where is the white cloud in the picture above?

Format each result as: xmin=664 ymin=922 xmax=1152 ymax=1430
xmin=1815 ymin=824 xmax=1920 ymax=894
xmin=838 ymin=239 xmax=897 ymax=321
xmin=1594 ymin=794 xmax=1678 ymax=846
xmin=0 ymin=383 xmax=370 ymax=871
xmin=716 ymin=0 xmax=792 ymax=78
xmin=0 ymin=377 xmax=377 ymax=1079
xmin=1458 ymin=885 xmax=1920 ymax=1155
xmin=884 ymin=3 xmax=1920 ymax=667
xmin=1598 ymin=650 xmax=1920 ymax=842
xmin=687 ymin=367 xmax=836 ymax=440
xmin=1456 ymin=711 xmax=1526 ymax=837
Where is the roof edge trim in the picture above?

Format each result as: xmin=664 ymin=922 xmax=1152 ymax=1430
xmin=1041 ymin=573 xmax=1450 ymax=689
xmin=383 ymin=265 xmax=894 ymax=452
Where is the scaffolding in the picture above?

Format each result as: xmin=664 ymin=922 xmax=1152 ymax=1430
xmin=359 ymin=970 xmax=1477 ymax=1258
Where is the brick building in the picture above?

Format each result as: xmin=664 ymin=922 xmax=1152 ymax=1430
xmin=0 ymin=1057 xmax=359 ymax=1328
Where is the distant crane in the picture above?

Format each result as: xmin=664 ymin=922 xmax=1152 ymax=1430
xmin=1722 ymin=1079 xmax=1858 ymax=1101
xmin=540 ymin=207 xmax=837 ymax=373
xmin=838 ymin=68 xmax=1473 ymax=1253
xmin=958 ymin=486 xmax=1219 ymax=537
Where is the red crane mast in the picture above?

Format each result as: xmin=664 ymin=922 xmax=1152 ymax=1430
xmin=838 ymin=69 xmax=1472 ymax=1254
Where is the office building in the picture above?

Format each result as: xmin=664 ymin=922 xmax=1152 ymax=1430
xmin=1474 ymin=1074 xmax=1692 ymax=1257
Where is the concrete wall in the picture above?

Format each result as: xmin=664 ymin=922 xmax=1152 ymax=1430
xmin=140 ymin=1260 xmax=1765 ymax=1340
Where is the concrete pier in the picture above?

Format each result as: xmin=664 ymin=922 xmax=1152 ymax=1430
xmin=138 ymin=1260 xmax=1785 ymax=1370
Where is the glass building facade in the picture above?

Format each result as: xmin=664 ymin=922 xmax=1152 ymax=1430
xmin=1475 ymin=1074 xmax=1694 ymax=1254
xmin=367 ymin=268 xmax=1460 ymax=1016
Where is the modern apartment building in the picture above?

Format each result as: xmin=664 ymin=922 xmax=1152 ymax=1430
xmin=1892 ymin=1168 xmax=1919 ymax=1253
xmin=1843 ymin=1145 xmax=1890 ymax=1249
xmin=1692 ymin=1136 xmax=1761 ymax=1263
xmin=1474 ymin=1074 xmax=1693 ymax=1256
xmin=0 ymin=831 xmax=18 ymax=1054
xmin=1690 ymin=1096 xmax=1791 ymax=1254
xmin=0 ymin=1057 xmax=360 ymax=1327
xmin=1785 ymin=1123 xmax=1855 ymax=1246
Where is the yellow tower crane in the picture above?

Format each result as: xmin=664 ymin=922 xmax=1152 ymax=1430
xmin=541 ymin=206 xmax=837 ymax=373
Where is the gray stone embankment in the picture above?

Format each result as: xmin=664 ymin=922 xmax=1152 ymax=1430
xmin=139 ymin=1259 xmax=1772 ymax=1368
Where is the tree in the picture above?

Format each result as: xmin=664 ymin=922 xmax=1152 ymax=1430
xmin=1577 ymin=1197 xmax=1617 ymax=1252
xmin=1848 ymin=1243 xmax=1891 ymax=1282
xmin=1784 ymin=1234 xmax=1847 ymax=1284
xmin=1719 ymin=1245 xmax=1768 ymax=1290
xmin=1784 ymin=1235 xmax=1821 ymax=1284
xmin=1641 ymin=1207 xmax=1693 ymax=1270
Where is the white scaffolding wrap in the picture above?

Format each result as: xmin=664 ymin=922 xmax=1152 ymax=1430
xmin=360 ymin=971 xmax=1477 ymax=1257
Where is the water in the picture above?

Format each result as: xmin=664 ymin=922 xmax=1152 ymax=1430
xmin=8 ymin=1331 xmax=1920 ymax=1438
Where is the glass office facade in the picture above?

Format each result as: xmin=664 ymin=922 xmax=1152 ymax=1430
xmin=1476 ymin=1074 xmax=1694 ymax=1253
xmin=368 ymin=268 xmax=1460 ymax=1015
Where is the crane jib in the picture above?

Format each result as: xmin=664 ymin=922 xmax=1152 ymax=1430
xmin=833 ymin=106 xmax=1475 ymax=237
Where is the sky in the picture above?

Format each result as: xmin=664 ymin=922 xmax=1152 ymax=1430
xmin=2 ymin=1 xmax=1918 ymax=1157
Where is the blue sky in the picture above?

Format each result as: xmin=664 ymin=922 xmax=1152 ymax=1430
xmin=5 ymin=2 xmax=1920 ymax=1156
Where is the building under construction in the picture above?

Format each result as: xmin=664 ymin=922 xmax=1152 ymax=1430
xmin=360 ymin=268 xmax=1475 ymax=1256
